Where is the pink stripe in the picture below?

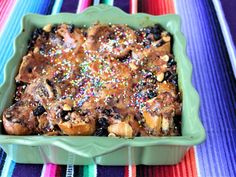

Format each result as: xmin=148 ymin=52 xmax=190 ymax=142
xmin=77 ymin=0 xmax=92 ymax=13
xmin=130 ymin=0 xmax=138 ymax=14
xmin=43 ymin=163 xmax=58 ymax=177
xmin=0 ymin=0 xmax=16 ymax=32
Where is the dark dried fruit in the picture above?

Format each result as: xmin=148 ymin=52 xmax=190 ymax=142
xmin=32 ymin=28 xmax=43 ymax=40
xmin=102 ymin=109 xmax=112 ymax=116
xmin=114 ymin=114 xmax=121 ymax=120
xmin=67 ymin=24 xmax=75 ymax=33
xmin=164 ymin=71 xmax=172 ymax=80
xmin=59 ymin=110 xmax=69 ymax=119
xmin=33 ymin=105 xmax=46 ymax=116
xmin=94 ymin=127 xmax=108 ymax=136
xmin=97 ymin=117 xmax=109 ymax=128
xmin=156 ymin=39 xmax=164 ymax=47
xmin=170 ymin=74 xmax=178 ymax=86
xmin=51 ymin=25 xmax=58 ymax=33
xmin=153 ymin=33 xmax=160 ymax=40
xmin=61 ymin=114 xmax=70 ymax=122
xmin=167 ymin=58 xmax=176 ymax=67
xmin=147 ymin=90 xmax=157 ymax=99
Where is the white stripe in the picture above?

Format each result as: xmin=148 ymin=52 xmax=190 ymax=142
xmin=131 ymin=0 xmax=137 ymax=14
xmin=40 ymin=164 xmax=47 ymax=177
xmin=66 ymin=153 xmax=75 ymax=177
xmin=1 ymin=156 xmax=13 ymax=177
xmin=128 ymin=146 xmax=132 ymax=177
xmin=76 ymin=0 xmax=83 ymax=13
xmin=210 ymin=0 xmax=236 ymax=78
xmin=93 ymin=164 xmax=97 ymax=177
xmin=194 ymin=146 xmax=201 ymax=177
xmin=173 ymin=0 xmax=178 ymax=14
xmin=51 ymin=0 xmax=63 ymax=14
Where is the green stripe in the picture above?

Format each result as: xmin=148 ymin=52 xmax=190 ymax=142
xmin=101 ymin=0 xmax=114 ymax=6
xmin=83 ymin=165 xmax=96 ymax=177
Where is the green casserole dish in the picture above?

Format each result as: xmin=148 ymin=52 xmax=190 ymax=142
xmin=0 ymin=5 xmax=205 ymax=165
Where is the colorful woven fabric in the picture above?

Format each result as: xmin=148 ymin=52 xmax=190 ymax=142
xmin=0 ymin=0 xmax=235 ymax=176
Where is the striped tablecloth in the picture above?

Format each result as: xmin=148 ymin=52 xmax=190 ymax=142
xmin=0 ymin=0 xmax=235 ymax=177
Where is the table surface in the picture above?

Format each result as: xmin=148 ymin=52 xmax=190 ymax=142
xmin=0 ymin=0 xmax=235 ymax=177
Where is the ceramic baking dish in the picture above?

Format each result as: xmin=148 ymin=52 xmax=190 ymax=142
xmin=0 ymin=5 xmax=206 ymax=165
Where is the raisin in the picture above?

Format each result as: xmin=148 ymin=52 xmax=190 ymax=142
xmin=83 ymin=31 xmax=87 ymax=37
xmin=27 ymin=67 xmax=32 ymax=73
xmin=61 ymin=114 xmax=70 ymax=122
xmin=102 ymin=109 xmax=112 ymax=116
xmin=51 ymin=25 xmax=58 ymax=33
xmin=114 ymin=114 xmax=121 ymax=120
xmin=94 ymin=128 xmax=108 ymax=136
xmin=156 ymin=39 xmax=164 ymax=47
xmin=67 ymin=24 xmax=75 ymax=33
xmin=147 ymin=90 xmax=157 ymax=99
xmin=170 ymin=75 xmax=178 ymax=86
xmin=27 ymin=40 xmax=35 ymax=50
xmin=32 ymin=28 xmax=43 ymax=40
xmin=145 ymin=28 xmax=152 ymax=34
xmin=33 ymin=105 xmax=46 ymax=116
xmin=153 ymin=33 xmax=160 ymax=40
xmin=154 ymin=24 xmax=164 ymax=32
xmin=97 ymin=117 xmax=109 ymax=128
xmin=60 ymin=110 xmax=69 ymax=119
xmin=164 ymin=71 xmax=172 ymax=80
xmin=167 ymin=58 xmax=176 ymax=67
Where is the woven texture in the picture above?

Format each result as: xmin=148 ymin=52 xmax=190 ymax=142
xmin=0 ymin=0 xmax=235 ymax=176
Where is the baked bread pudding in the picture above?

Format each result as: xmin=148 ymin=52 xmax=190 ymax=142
xmin=2 ymin=23 xmax=182 ymax=137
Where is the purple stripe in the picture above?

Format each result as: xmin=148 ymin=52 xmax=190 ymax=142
xmin=60 ymin=0 xmax=79 ymax=13
xmin=176 ymin=0 xmax=236 ymax=177
xmin=97 ymin=165 xmax=125 ymax=177
xmin=0 ymin=149 xmax=7 ymax=176
xmin=220 ymin=0 xmax=236 ymax=47
xmin=113 ymin=0 xmax=130 ymax=13
xmin=60 ymin=165 xmax=67 ymax=177
xmin=12 ymin=164 xmax=43 ymax=177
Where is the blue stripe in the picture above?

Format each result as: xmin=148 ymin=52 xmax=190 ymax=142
xmin=0 ymin=0 xmax=55 ymax=84
xmin=0 ymin=149 xmax=7 ymax=176
xmin=51 ymin=0 xmax=64 ymax=14
xmin=93 ymin=0 xmax=100 ymax=5
xmin=8 ymin=160 xmax=15 ymax=177
xmin=175 ymin=0 xmax=236 ymax=177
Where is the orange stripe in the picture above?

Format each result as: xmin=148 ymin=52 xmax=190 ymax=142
xmin=132 ymin=165 xmax=136 ymax=177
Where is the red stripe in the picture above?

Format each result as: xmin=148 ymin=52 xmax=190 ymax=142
xmin=139 ymin=0 xmax=175 ymax=15
xmin=0 ymin=0 xmax=15 ymax=31
xmin=136 ymin=1 xmax=199 ymax=177
xmin=143 ymin=148 xmax=197 ymax=177
xmin=124 ymin=166 xmax=129 ymax=177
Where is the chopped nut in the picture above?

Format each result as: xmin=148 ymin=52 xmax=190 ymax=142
xmin=162 ymin=36 xmax=171 ymax=42
xmin=33 ymin=47 xmax=39 ymax=53
xmin=156 ymin=73 xmax=164 ymax=82
xmin=161 ymin=31 xmax=168 ymax=37
xmin=162 ymin=117 xmax=169 ymax=132
xmin=63 ymin=104 xmax=72 ymax=111
xmin=43 ymin=24 xmax=52 ymax=32
xmin=160 ymin=55 xmax=169 ymax=62
xmin=108 ymin=133 xmax=116 ymax=137
xmin=142 ymin=108 xmax=162 ymax=133
xmin=129 ymin=62 xmax=138 ymax=70
xmin=108 ymin=122 xmax=133 ymax=138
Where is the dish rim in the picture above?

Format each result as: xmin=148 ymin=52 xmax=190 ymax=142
xmin=0 ymin=5 xmax=206 ymax=158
